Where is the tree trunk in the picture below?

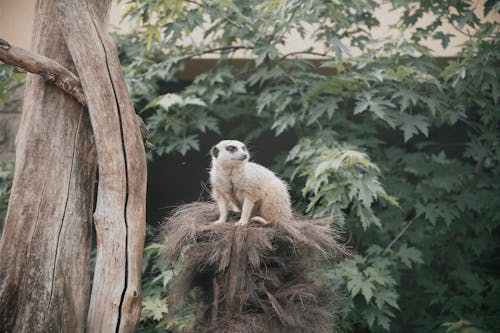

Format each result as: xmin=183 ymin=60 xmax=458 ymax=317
xmin=0 ymin=1 xmax=97 ymax=332
xmin=53 ymin=0 xmax=147 ymax=332
xmin=0 ymin=0 xmax=147 ymax=332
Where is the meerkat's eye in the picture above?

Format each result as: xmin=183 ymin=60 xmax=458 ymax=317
xmin=242 ymin=146 xmax=247 ymax=152
xmin=226 ymin=145 xmax=237 ymax=153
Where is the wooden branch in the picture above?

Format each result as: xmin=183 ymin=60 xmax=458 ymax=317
xmin=0 ymin=37 xmax=86 ymax=106
xmin=280 ymin=48 xmax=335 ymax=60
xmin=0 ymin=37 xmax=152 ymax=149
xmin=384 ymin=215 xmax=418 ymax=252
xmin=175 ymin=45 xmax=253 ymax=63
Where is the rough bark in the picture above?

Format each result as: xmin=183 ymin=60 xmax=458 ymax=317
xmin=224 ymin=230 xmax=248 ymax=320
xmin=53 ymin=1 xmax=147 ymax=332
xmin=0 ymin=1 xmax=97 ymax=332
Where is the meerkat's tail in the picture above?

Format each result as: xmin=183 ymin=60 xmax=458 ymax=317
xmin=250 ymin=216 xmax=270 ymax=225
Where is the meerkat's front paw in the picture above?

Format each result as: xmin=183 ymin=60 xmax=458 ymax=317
xmin=213 ymin=218 xmax=226 ymax=224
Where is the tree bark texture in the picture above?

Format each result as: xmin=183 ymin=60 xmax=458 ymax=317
xmin=53 ymin=1 xmax=147 ymax=332
xmin=0 ymin=1 xmax=97 ymax=332
xmin=224 ymin=230 xmax=248 ymax=319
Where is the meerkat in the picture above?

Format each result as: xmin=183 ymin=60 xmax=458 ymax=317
xmin=209 ymin=140 xmax=293 ymax=226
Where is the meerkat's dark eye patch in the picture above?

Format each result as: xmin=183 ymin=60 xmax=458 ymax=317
xmin=226 ymin=145 xmax=237 ymax=153
xmin=242 ymin=146 xmax=247 ymax=152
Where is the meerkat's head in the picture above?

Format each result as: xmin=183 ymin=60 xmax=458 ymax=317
xmin=211 ymin=140 xmax=249 ymax=168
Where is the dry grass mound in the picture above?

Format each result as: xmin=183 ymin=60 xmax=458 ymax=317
xmin=159 ymin=201 xmax=347 ymax=333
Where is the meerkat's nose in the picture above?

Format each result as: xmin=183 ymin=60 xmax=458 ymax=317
xmin=242 ymin=154 xmax=248 ymax=159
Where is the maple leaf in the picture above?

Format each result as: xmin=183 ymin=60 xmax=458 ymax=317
xmin=399 ymin=113 xmax=429 ymax=142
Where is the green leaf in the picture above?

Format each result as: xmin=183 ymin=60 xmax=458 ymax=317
xmin=193 ymin=115 xmax=220 ymax=134
xmin=158 ymin=93 xmax=184 ymax=111
xmin=376 ymin=310 xmax=392 ymax=331
xmin=356 ymin=204 xmax=381 ymax=229
xmin=142 ymin=298 xmax=168 ymax=321
xmin=399 ymin=113 xmax=429 ymax=142
xmin=271 ymin=113 xmax=296 ymax=135
xmin=433 ymin=31 xmax=453 ymax=49
xmin=483 ymin=0 xmax=499 ymax=16
xmin=374 ymin=289 xmax=400 ymax=310
xmin=348 ymin=173 xmax=384 ymax=207
xmin=354 ymin=93 xmax=395 ymax=123
xmin=143 ymin=93 xmax=207 ymax=113
xmin=392 ymin=88 xmax=420 ymax=111
xmin=347 ymin=275 xmax=364 ymax=298
xmin=398 ymin=244 xmax=424 ymax=268
xmin=361 ymin=280 xmax=375 ymax=303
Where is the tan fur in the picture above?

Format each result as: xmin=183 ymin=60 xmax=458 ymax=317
xmin=210 ymin=140 xmax=293 ymax=226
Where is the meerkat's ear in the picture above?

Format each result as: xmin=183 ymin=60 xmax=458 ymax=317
xmin=211 ymin=146 xmax=219 ymax=158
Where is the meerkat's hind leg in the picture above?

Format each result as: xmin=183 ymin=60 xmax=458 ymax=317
xmin=250 ymin=216 xmax=270 ymax=225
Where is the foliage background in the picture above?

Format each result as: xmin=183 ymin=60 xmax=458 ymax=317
xmin=0 ymin=64 xmax=23 ymax=229
xmin=1 ymin=0 xmax=499 ymax=332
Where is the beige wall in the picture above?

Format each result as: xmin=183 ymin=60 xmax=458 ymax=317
xmin=0 ymin=0 xmax=34 ymax=50
xmin=0 ymin=0 xmax=124 ymax=50
xmin=0 ymin=0 xmax=499 ymax=55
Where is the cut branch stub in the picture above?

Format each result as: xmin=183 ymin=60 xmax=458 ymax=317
xmin=225 ymin=229 xmax=248 ymax=320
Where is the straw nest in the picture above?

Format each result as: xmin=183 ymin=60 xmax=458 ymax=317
xmin=159 ymin=201 xmax=347 ymax=333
